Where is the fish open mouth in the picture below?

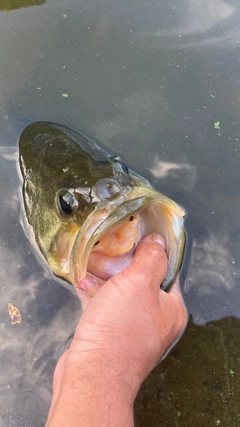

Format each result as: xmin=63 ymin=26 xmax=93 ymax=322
xmin=69 ymin=187 xmax=185 ymax=296
xmin=87 ymin=213 xmax=141 ymax=281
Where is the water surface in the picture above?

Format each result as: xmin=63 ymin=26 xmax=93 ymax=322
xmin=0 ymin=0 xmax=240 ymax=425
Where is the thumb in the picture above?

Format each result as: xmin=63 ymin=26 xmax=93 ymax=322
xmin=115 ymin=233 xmax=168 ymax=295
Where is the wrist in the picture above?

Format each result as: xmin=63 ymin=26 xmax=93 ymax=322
xmin=46 ymin=347 xmax=137 ymax=427
xmin=65 ymin=345 xmax=140 ymax=401
xmin=69 ymin=333 xmax=148 ymax=393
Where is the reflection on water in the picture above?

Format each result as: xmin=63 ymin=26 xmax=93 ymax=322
xmin=143 ymin=0 xmax=233 ymax=36
xmin=149 ymin=158 xmax=197 ymax=191
xmin=137 ymin=0 xmax=237 ymax=49
xmin=149 ymin=158 xmax=194 ymax=179
xmin=186 ymin=233 xmax=238 ymax=295
xmin=184 ymin=233 xmax=240 ymax=325
xmin=0 ymin=0 xmax=46 ymax=11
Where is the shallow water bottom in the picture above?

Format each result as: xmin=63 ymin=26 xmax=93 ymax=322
xmin=135 ymin=317 xmax=240 ymax=427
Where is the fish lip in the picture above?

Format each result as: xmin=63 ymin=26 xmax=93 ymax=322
xmin=70 ymin=187 xmax=185 ymax=291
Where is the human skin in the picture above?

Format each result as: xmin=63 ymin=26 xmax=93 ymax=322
xmin=45 ymin=234 xmax=188 ymax=427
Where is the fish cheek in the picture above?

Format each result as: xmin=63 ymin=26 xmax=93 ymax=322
xmin=34 ymin=199 xmax=64 ymax=262
xmin=75 ymin=204 xmax=96 ymax=227
xmin=49 ymin=223 xmax=80 ymax=278
xmin=22 ymin=179 xmax=38 ymax=226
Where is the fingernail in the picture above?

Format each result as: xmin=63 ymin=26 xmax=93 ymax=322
xmin=151 ymin=234 xmax=166 ymax=249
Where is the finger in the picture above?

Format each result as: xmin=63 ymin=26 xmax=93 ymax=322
xmin=157 ymin=278 xmax=188 ymax=363
xmin=169 ymin=276 xmax=185 ymax=302
xmin=75 ymin=287 xmax=91 ymax=311
xmin=168 ymin=277 xmax=188 ymax=331
xmin=52 ymin=351 xmax=67 ymax=392
xmin=118 ymin=233 xmax=168 ymax=294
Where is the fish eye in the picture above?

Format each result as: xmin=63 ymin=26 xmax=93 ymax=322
xmin=57 ymin=191 xmax=78 ymax=216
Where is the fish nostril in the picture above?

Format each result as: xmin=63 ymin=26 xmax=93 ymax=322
xmin=105 ymin=182 xmax=120 ymax=198
xmin=92 ymin=178 xmax=121 ymax=201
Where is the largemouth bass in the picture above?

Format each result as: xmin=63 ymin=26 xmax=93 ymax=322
xmin=19 ymin=122 xmax=185 ymax=296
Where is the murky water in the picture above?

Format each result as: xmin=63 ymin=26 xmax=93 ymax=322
xmin=0 ymin=0 xmax=240 ymax=425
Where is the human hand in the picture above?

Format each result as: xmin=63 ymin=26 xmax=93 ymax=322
xmin=46 ymin=234 xmax=188 ymax=427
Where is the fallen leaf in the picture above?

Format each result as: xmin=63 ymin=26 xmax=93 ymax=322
xmin=8 ymin=302 xmax=21 ymax=325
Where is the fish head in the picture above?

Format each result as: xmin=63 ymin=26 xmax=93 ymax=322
xmin=19 ymin=122 xmax=186 ymax=296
